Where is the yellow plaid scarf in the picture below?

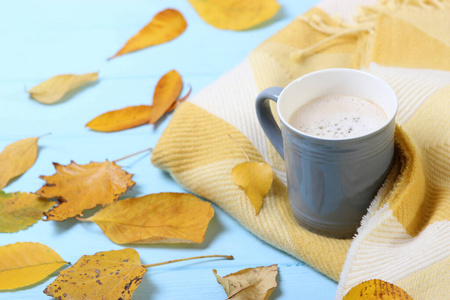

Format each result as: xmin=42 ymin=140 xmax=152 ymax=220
xmin=152 ymin=0 xmax=450 ymax=298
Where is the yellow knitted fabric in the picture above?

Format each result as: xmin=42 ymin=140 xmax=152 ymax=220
xmin=152 ymin=0 xmax=450 ymax=298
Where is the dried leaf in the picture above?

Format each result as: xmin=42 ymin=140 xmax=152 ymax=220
xmin=343 ymin=279 xmax=413 ymax=299
xmin=28 ymin=72 xmax=98 ymax=104
xmin=213 ymin=264 xmax=278 ymax=300
xmin=109 ymin=9 xmax=187 ymax=60
xmin=85 ymin=192 xmax=214 ymax=244
xmin=0 ymin=191 xmax=54 ymax=233
xmin=232 ymin=161 xmax=273 ymax=214
xmin=0 ymin=242 xmax=68 ymax=291
xmin=44 ymin=248 xmax=146 ymax=300
xmin=149 ymin=69 xmax=183 ymax=124
xmin=86 ymin=105 xmax=153 ymax=132
xmin=0 ymin=137 xmax=40 ymax=190
xmin=36 ymin=160 xmax=135 ymax=221
xmin=188 ymin=0 xmax=281 ymax=30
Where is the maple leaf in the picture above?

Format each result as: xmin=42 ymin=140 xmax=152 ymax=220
xmin=83 ymin=192 xmax=214 ymax=244
xmin=36 ymin=160 xmax=135 ymax=221
xmin=0 ymin=191 xmax=54 ymax=233
xmin=27 ymin=72 xmax=98 ymax=104
xmin=0 ymin=242 xmax=68 ymax=291
xmin=0 ymin=137 xmax=40 ymax=190
xmin=109 ymin=9 xmax=187 ymax=60
xmin=213 ymin=264 xmax=278 ymax=300
xmin=343 ymin=279 xmax=413 ymax=300
xmin=188 ymin=0 xmax=281 ymax=30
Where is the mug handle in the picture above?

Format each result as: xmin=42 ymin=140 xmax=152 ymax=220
xmin=255 ymin=87 xmax=284 ymax=159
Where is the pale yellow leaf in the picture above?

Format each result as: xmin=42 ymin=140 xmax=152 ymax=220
xmin=0 ymin=137 xmax=39 ymax=190
xmin=28 ymin=72 xmax=98 ymax=104
xmin=0 ymin=242 xmax=68 ymax=290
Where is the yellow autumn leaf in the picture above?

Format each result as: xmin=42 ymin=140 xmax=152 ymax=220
xmin=0 ymin=137 xmax=40 ymax=190
xmin=28 ymin=72 xmax=98 ymax=104
xmin=44 ymin=248 xmax=147 ymax=300
xmin=188 ymin=0 xmax=281 ymax=30
xmin=86 ymin=105 xmax=153 ymax=132
xmin=0 ymin=242 xmax=68 ymax=291
xmin=36 ymin=160 xmax=135 ymax=221
xmin=149 ymin=69 xmax=183 ymax=124
xmin=109 ymin=9 xmax=187 ymax=60
xmin=84 ymin=192 xmax=214 ymax=244
xmin=0 ymin=191 xmax=54 ymax=233
xmin=214 ymin=264 xmax=278 ymax=300
xmin=343 ymin=279 xmax=413 ymax=300
xmin=232 ymin=161 xmax=273 ymax=214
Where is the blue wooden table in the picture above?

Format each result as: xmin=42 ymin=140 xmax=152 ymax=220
xmin=0 ymin=0 xmax=337 ymax=299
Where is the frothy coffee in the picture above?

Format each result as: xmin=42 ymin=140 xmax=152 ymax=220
xmin=289 ymin=95 xmax=387 ymax=139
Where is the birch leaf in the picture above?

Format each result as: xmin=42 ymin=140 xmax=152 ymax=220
xmin=232 ymin=161 xmax=273 ymax=214
xmin=0 ymin=242 xmax=68 ymax=291
xmin=343 ymin=279 xmax=413 ymax=299
xmin=44 ymin=248 xmax=146 ymax=300
xmin=84 ymin=193 xmax=214 ymax=244
xmin=188 ymin=0 xmax=281 ymax=30
xmin=213 ymin=264 xmax=278 ymax=300
xmin=109 ymin=9 xmax=187 ymax=60
xmin=0 ymin=191 xmax=54 ymax=233
xmin=149 ymin=69 xmax=183 ymax=124
xmin=36 ymin=160 xmax=135 ymax=221
xmin=28 ymin=72 xmax=98 ymax=104
xmin=0 ymin=137 xmax=40 ymax=190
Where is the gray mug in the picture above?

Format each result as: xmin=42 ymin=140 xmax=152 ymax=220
xmin=256 ymin=69 xmax=398 ymax=238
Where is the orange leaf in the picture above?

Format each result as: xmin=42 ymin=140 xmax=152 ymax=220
xmin=44 ymin=248 xmax=146 ymax=300
xmin=343 ymin=279 xmax=413 ymax=299
xmin=85 ymin=192 xmax=214 ymax=244
xmin=213 ymin=264 xmax=278 ymax=299
xmin=86 ymin=105 xmax=152 ymax=132
xmin=149 ymin=69 xmax=183 ymax=124
xmin=0 ymin=137 xmax=40 ymax=190
xmin=36 ymin=160 xmax=135 ymax=221
xmin=188 ymin=0 xmax=281 ymax=30
xmin=232 ymin=161 xmax=273 ymax=214
xmin=109 ymin=9 xmax=187 ymax=60
xmin=0 ymin=191 xmax=54 ymax=233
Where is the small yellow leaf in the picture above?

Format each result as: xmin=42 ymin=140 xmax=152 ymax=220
xmin=109 ymin=9 xmax=187 ymax=59
xmin=44 ymin=248 xmax=146 ymax=300
xmin=86 ymin=105 xmax=153 ymax=132
xmin=149 ymin=69 xmax=183 ymax=124
xmin=0 ymin=191 xmax=54 ymax=233
xmin=36 ymin=160 xmax=135 ymax=221
xmin=0 ymin=137 xmax=39 ymax=190
xmin=86 ymin=192 xmax=214 ymax=244
xmin=0 ymin=242 xmax=68 ymax=291
xmin=232 ymin=161 xmax=273 ymax=214
xmin=188 ymin=0 xmax=281 ymax=30
xmin=214 ymin=264 xmax=278 ymax=300
xmin=343 ymin=279 xmax=413 ymax=299
xmin=28 ymin=72 xmax=98 ymax=104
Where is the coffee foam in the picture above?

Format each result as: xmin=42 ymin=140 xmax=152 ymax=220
xmin=289 ymin=95 xmax=387 ymax=139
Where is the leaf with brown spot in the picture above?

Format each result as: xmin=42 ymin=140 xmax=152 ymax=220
xmin=343 ymin=279 xmax=413 ymax=299
xmin=188 ymin=0 xmax=281 ymax=30
xmin=83 ymin=192 xmax=214 ymax=244
xmin=28 ymin=72 xmax=98 ymax=104
xmin=149 ymin=69 xmax=183 ymax=124
xmin=36 ymin=160 xmax=135 ymax=221
xmin=0 ymin=242 xmax=68 ymax=291
xmin=213 ymin=264 xmax=278 ymax=300
xmin=0 ymin=137 xmax=40 ymax=190
xmin=0 ymin=191 xmax=54 ymax=233
xmin=109 ymin=9 xmax=187 ymax=60
xmin=43 ymin=248 xmax=146 ymax=300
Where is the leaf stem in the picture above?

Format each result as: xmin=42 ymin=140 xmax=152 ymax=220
xmin=142 ymin=254 xmax=234 ymax=268
xmin=228 ymin=134 xmax=250 ymax=162
xmin=113 ymin=147 xmax=153 ymax=163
